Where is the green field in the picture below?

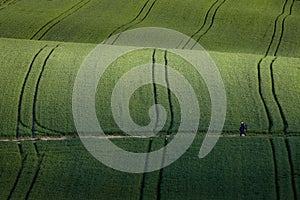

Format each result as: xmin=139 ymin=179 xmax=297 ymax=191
xmin=0 ymin=136 xmax=299 ymax=199
xmin=0 ymin=0 xmax=300 ymax=199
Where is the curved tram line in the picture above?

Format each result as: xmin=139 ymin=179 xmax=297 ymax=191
xmin=6 ymin=143 xmax=27 ymax=200
xmin=139 ymin=49 xmax=173 ymax=200
xmin=0 ymin=0 xmax=17 ymax=10
xmin=24 ymin=143 xmax=44 ymax=200
xmin=16 ymin=44 xmax=74 ymax=138
xmin=257 ymin=0 xmax=294 ymax=133
xmin=106 ymin=0 xmax=154 ymax=40
xmin=285 ymin=138 xmax=297 ymax=200
xmin=180 ymin=0 xmax=226 ymax=49
xmin=30 ymin=0 xmax=91 ymax=40
xmin=104 ymin=0 xmax=157 ymax=45
xmin=16 ymin=45 xmax=48 ymax=139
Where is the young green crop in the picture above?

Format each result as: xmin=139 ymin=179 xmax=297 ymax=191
xmin=2 ymin=136 xmax=299 ymax=199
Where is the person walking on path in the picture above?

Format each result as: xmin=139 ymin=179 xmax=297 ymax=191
xmin=239 ymin=121 xmax=247 ymax=136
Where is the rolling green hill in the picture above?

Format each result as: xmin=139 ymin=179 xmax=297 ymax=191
xmin=0 ymin=0 xmax=300 ymax=199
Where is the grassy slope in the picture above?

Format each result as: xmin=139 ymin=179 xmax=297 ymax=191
xmin=277 ymin=1 xmax=300 ymax=58
xmin=0 ymin=0 xmax=299 ymax=136
xmin=161 ymin=136 xmax=278 ymax=199
xmin=0 ymin=38 xmax=299 ymax=137
xmin=0 ymin=0 xmax=82 ymax=39
xmin=41 ymin=0 xmax=149 ymax=43
xmin=0 ymin=39 xmax=49 ymax=138
xmin=274 ymin=57 xmax=300 ymax=133
xmin=0 ymin=142 xmax=20 ymax=199
xmin=2 ymin=136 xmax=299 ymax=199
xmin=287 ymin=136 xmax=300 ymax=198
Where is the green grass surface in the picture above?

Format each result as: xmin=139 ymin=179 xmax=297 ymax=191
xmin=0 ymin=39 xmax=299 ymax=137
xmin=274 ymin=57 xmax=300 ymax=133
xmin=287 ymin=136 xmax=300 ymax=198
xmin=0 ymin=37 xmax=299 ymax=137
xmin=1 ymin=136 xmax=299 ymax=199
xmin=1 ymin=0 xmax=299 ymax=56
xmin=0 ymin=0 xmax=300 ymax=199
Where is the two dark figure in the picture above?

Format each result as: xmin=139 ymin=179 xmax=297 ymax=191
xmin=239 ymin=121 xmax=247 ymax=136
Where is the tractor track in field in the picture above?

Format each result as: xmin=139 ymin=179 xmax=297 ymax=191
xmin=0 ymin=0 xmax=17 ymax=10
xmin=163 ymin=50 xmax=174 ymax=134
xmin=156 ymin=136 xmax=168 ymax=200
xmin=257 ymin=59 xmax=273 ymax=132
xmin=284 ymin=138 xmax=297 ymax=200
xmin=152 ymin=49 xmax=160 ymax=132
xmin=256 ymin=0 xmax=294 ymax=133
xmin=181 ymin=0 xmax=226 ymax=49
xmin=17 ymin=44 xmax=72 ymax=137
xmin=270 ymin=58 xmax=288 ymax=133
xmin=269 ymin=138 xmax=279 ymax=200
xmin=139 ymin=138 xmax=153 ymax=200
xmin=32 ymin=45 xmax=59 ymax=137
xmin=105 ymin=0 xmax=157 ymax=45
xmin=30 ymin=0 xmax=91 ymax=40
xmin=140 ymin=50 xmax=171 ymax=200
xmin=7 ymin=143 xmax=27 ymax=200
xmin=16 ymin=45 xmax=48 ymax=139
xmin=106 ymin=0 xmax=151 ymax=40
xmin=25 ymin=143 xmax=44 ymax=200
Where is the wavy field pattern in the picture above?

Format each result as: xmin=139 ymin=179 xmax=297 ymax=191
xmin=0 ymin=0 xmax=299 ymax=199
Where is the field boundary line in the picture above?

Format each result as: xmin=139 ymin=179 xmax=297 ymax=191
xmin=30 ymin=0 xmax=91 ymax=40
xmin=285 ymin=138 xmax=297 ymax=200
xmin=6 ymin=143 xmax=27 ymax=200
xmin=105 ymin=0 xmax=157 ymax=45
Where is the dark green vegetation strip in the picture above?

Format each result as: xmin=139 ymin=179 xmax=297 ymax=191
xmin=6 ymin=143 xmax=27 ymax=200
xmin=2 ymin=136 xmax=299 ymax=199
xmin=287 ymin=137 xmax=300 ymax=198
xmin=139 ymin=139 xmax=153 ymax=200
xmin=286 ymin=138 xmax=299 ymax=199
xmin=270 ymin=137 xmax=295 ymax=199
